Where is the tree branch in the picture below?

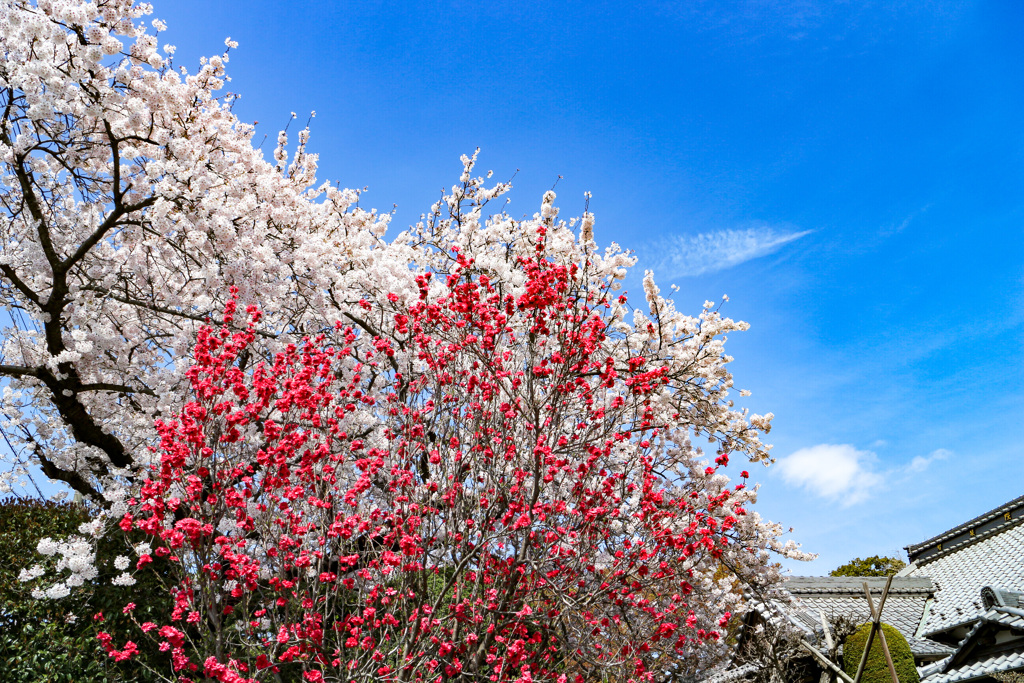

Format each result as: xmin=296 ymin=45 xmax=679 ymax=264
xmin=0 ymin=264 xmax=43 ymax=307
xmin=77 ymin=382 xmax=157 ymax=396
xmin=61 ymin=196 xmax=157 ymax=273
xmin=35 ymin=447 xmax=100 ymax=498
xmin=0 ymin=363 xmax=39 ymax=378
xmin=32 ymin=366 xmax=132 ymax=469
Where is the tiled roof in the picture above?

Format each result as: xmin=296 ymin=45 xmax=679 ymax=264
xmin=987 ymin=606 xmax=1024 ymax=630
xmin=917 ymin=605 xmax=1024 ymax=682
xmin=906 ymin=523 xmax=1024 ymax=637
xmin=941 ymin=606 xmax=1024 ymax=666
xmin=785 ymin=577 xmax=933 ymax=650
xmin=792 ymin=596 xmax=927 ymax=646
xmin=906 ymin=495 xmax=1024 ymax=564
xmin=919 ymin=647 xmax=1024 ymax=683
xmin=906 ymin=634 xmax=957 ymax=658
xmin=699 ymin=662 xmax=758 ymax=683
xmin=780 ymin=576 xmax=953 ymax=658
xmin=787 ymin=576 xmax=935 ymax=596
xmin=789 ymin=596 xmax=953 ymax=658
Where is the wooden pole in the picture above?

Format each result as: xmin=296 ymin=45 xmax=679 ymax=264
xmin=852 ymin=575 xmax=895 ymax=683
xmin=869 ymin=575 xmax=894 ymax=626
xmin=851 ymin=581 xmax=901 ymax=683
xmin=800 ymin=641 xmax=856 ymax=683
xmin=820 ymin=608 xmax=836 ymax=652
xmin=819 ymin=609 xmax=838 ymax=683
xmin=876 ymin=628 xmax=900 ymax=683
xmin=862 ymin=578 xmax=900 ymax=683
xmin=852 ymin=618 xmax=878 ymax=683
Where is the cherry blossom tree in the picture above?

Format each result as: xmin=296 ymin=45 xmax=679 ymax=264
xmin=0 ymin=0 xmax=388 ymax=498
xmin=3 ymin=0 xmax=811 ymax=679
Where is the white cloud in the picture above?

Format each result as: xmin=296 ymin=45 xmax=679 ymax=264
xmin=878 ymin=204 xmax=930 ymax=239
xmin=907 ymin=448 xmax=952 ymax=473
xmin=653 ymin=225 xmax=812 ymax=277
xmin=775 ymin=443 xmax=882 ymax=506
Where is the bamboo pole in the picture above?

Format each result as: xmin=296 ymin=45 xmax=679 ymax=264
xmin=820 ymin=608 xmax=836 ymax=653
xmin=800 ymin=640 xmax=856 ymax=683
xmin=876 ymin=628 xmax=900 ymax=683
xmin=852 ymin=575 xmax=895 ymax=683
xmin=819 ymin=609 xmax=838 ymax=683
xmin=862 ymin=579 xmax=900 ymax=683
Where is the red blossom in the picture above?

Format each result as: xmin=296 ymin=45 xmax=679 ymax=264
xmin=106 ymin=255 xmax=785 ymax=682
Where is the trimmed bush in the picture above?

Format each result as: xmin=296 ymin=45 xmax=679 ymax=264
xmin=843 ymin=622 xmax=920 ymax=683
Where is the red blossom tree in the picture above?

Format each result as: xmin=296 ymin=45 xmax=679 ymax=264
xmin=93 ymin=228 xmax=802 ymax=683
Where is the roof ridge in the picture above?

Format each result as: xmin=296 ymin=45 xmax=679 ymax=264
xmin=785 ymin=576 xmax=934 ymax=595
xmin=905 ymin=494 xmax=1024 ymax=563
xmin=993 ymin=605 xmax=1024 ymax=620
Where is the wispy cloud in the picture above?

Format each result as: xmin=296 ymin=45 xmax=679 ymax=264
xmin=906 ymin=448 xmax=951 ymax=474
xmin=878 ymin=204 xmax=930 ymax=240
xmin=656 ymin=0 xmax=828 ymax=43
xmin=775 ymin=443 xmax=882 ymax=506
xmin=652 ymin=2 xmax=965 ymax=51
xmin=653 ymin=225 xmax=812 ymax=277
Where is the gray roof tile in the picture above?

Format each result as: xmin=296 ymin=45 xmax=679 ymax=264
xmin=906 ymin=523 xmax=1024 ymax=637
xmin=792 ymin=595 xmax=927 ymax=643
xmin=787 ymin=576 xmax=935 ymax=595
xmin=921 ymin=647 xmax=1024 ymax=683
xmin=995 ymin=611 xmax=1024 ymax=629
xmin=906 ymin=635 xmax=957 ymax=658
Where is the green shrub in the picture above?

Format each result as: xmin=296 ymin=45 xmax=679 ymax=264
xmin=1 ymin=498 xmax=106 ymax=682
xmin=0 ymin=496 xmax=170 ymax=682
xmin=843 ymin=622 xmax=920 ymax=683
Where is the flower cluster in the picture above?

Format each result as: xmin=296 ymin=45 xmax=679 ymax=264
xmin=84 ymin=232 xmax=804 ymax=680
xmin=26 ymin=534 xmax=98 ymax=598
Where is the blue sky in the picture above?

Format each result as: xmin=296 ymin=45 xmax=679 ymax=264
xmin=46 ymin=1 xmax=1024 ymax=573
